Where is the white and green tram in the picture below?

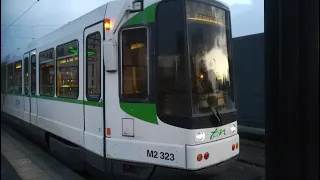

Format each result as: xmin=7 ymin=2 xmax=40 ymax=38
xmin=1 ymin=0 xmax=239 ymax=179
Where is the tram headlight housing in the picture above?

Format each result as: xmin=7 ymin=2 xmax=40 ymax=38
xmin=230 ymin=124 xmax=237 ymax=133
xmin=194 ymin=131 xmax=205 ymax=143
xmin=129 ymin=0 xmax=144 ymax=13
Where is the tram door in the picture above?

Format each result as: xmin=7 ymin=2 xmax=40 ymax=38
xmin=23 ymin=50 xmax=37 ymax=125
xmin=83 ymin=23 xmax=105 ymax=171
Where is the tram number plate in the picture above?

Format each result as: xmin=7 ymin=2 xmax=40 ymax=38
xmin=147 ymin=150 xmax=174 ymax=161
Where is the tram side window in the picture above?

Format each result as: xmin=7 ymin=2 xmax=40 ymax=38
xmin=56 ymin=41 xmax=79 ymax=98
xmin=86 ymin=32 xmax=101 ymax=101
xmin=31 ymin=55 xmax=36 ymax=95
xmin=24 ymin=57 xmax=29 ymax=94
xmin=1 ymin=65 xmax=6 ymax=93
xmin=121 ymin=27 xmax=148 ymax=99
xmin=39 ymin=49 xmax=55 ymax=96
xmin=7 ymin=63 xmax=14 ymax=93
xmin=14 ymin=60 xmax=22 ymax=94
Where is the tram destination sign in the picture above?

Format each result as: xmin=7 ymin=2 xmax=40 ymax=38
xmin=186 ymin=1 xmax=226 ymax=26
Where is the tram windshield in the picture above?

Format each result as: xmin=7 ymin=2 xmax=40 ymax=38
xmin=155 ymin=0 xmax=235 ymax=128
xmin=186 ymin=1 xmax=234 ymax=116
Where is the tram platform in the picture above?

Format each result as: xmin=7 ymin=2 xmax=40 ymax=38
xmin=1 ymin=153 xmax=22 ymax=180
xmin=1 ymin=124 xmax=85 ymax=180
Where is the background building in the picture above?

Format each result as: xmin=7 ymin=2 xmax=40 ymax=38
xmin=233 ymin=33 xmax=265 ymax=129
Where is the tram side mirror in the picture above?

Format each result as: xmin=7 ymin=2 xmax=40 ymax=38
xmin=128 ymin=0 xmax=144 ymax=13
xmin=104 ymin=40 xmax=117 ymax=72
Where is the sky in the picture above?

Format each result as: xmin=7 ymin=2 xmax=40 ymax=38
xmin=1 ymin=0 xmax=264 ymax=59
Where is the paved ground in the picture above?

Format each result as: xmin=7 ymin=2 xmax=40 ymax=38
xmin=206 ymin=138 xmax=265 ymax=180
xmin=211 ymin=162 xmax=264 ymax=180
xmin=1 ymin=124 xmax=85 ymax=180
xmin=1 ymin=154 xmax=22 ymax=180
xmin=1 ymin=122 xmax=265 ymax=180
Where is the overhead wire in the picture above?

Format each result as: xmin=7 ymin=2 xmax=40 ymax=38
xmin=2 ymin=0 xmax=40 ymax=32
xmin=1 ymin=0 xmax=46 ymax=60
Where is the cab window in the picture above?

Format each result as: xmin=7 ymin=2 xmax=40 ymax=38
xmin=121 ymin=27 xmax=149 ymax=100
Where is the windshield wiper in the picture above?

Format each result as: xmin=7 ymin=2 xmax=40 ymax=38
xmin=189 ymin=51 xmax=224 ymax=125
xmin=190 ymin=53 xmax=222 ymax=123
xmin=194 ymin=75 xmax=222 ymax=123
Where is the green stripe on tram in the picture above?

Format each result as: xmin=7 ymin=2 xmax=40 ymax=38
xmin=120 ymin=102 xmax=158 ymax=125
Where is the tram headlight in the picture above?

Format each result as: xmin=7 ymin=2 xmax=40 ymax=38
xmin=230 ymin=124 xmax=237 ymax=133
xmin=194 ymin=131 xmax=205 ymax=143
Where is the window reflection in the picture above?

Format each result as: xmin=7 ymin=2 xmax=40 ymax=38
xmin=121 ymin=28 xmax=148 ymax=99
xmin=187 ymin=1 xmax=233 ymax=114
xmin=7 ymin=63 xmax=14 ymax=93
xmin=14 ymin=61 xmax=22 ymax=94
xmin=56 ymin=41 xmax=79 ymax=98
xmin=156 ymin=0 xmax=190 ymax=117
xmin=86 ymin=32 xmax=101 ymax=101
xmin=39 ymin=49 xmax=55 ymax=96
